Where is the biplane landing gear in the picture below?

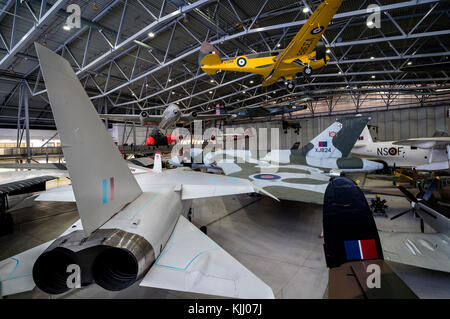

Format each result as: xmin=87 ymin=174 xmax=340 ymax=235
xmin=302 ymin=66 xmax=312 ymax=77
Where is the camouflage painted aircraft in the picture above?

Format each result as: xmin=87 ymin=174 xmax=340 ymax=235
xmin=171 ymin=116 xmax=383 ymax=204
xmin=199 ymin=0 xmax=342 ymax=91
xmin=216 ymin=103 xmax=307 ymax=120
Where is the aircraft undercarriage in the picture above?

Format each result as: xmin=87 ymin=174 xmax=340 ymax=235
xmin=285 ymin=65 xmax=312 ymax=92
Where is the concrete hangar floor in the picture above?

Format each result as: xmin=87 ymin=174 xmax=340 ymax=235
xmin=1 ymin=177 xmax=449 ymax=299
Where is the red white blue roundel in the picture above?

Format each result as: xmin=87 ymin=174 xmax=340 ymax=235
xmin=254 ymin=174 xmax=281 ymax=180
xmin=237 ymin=57 xmax=247 ymax=67
xmin=311 ymin=26 xmax=324 ymax=34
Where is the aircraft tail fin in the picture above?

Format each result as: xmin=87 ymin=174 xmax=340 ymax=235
xmin=35 ymin=43 xmax=142 ymax=236
xmin=358 ymin=125 xmax=373 ymax=143
xmin=153 ymin=152 xmax=162 ymax=173
xmin=199 ymin=42 xmax=221 ymax=74
xmin=215 ymin=104 xmax=227 ymax=115
xmin=299 ymin=116 xmax=370 ymax=158
xmin=323 ymin=177 xmax=384 ymax=268
xmin=290 ymin=142 xmax=301 ymax=150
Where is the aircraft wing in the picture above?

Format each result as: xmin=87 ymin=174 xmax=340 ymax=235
xmin=276 ymin=0 xmax=342 ymax=62
xmin=0 ymin=241 xmax=53 ymax=296
xmin=179 ymin=113 xmax=229 ymax=123
xmin=36 ymin=167 xmax=260 ymax=202
xmin=140 ymin=215 xmax=274 ymax=298
xmin=379 ymin=232 xmax=450 ymax=273
xmin=216 ymin=161 xmax=329 ymax=204
xmin=0 ymin=220 xmax=83 ymax=296
xmin=393 ymin=137 xmax=450 ymax=149
xmin=244 ymin=106 xmax=272 ymax=117
xmin=100 ymin=114 xmax=163 ymax=124
xmin=99 ymin=114 xmax=140 ymax=123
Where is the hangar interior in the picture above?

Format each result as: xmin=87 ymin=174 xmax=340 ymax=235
xmin=0 ymin=0 xmax=449 ymax=299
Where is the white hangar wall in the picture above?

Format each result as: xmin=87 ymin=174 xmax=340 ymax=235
xmin=223 ymin=105 xmax=450 ymax=150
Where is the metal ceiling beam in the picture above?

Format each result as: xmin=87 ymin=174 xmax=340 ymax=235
xmin=74 ymin=0 xmax=214 ymax=77
xmin=0 ymin=0 xmax=68 ymax=70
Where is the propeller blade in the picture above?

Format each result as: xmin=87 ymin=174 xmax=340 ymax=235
xmin=389 ymin=208 xmax=413 ymax=220
xmin=420 ymin=218 xmax=424 ymax=233
xmin=423 ymin=178 xmax=439 ymax=201
xmin=395 ymin=184 xmax=418 ymax=202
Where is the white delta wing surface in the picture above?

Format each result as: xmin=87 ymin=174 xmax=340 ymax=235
xmin=140 ymin=216 xmax=274 ymax=298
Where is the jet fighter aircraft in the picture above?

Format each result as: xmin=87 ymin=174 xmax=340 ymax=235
xmin=0 ymin=44 xmax=274 ymax=299
xmin=199 ymin=0 xmax=342 ymax=91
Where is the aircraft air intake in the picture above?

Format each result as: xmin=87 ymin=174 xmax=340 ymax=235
xmin=32 ymin=229 xmax=155 ymax=294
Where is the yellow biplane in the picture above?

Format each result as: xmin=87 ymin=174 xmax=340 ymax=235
xmin=199 ymin=0 xmax=342 ymax=91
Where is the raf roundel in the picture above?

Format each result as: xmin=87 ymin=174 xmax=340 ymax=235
xmin=311 ymin=26 xmax=324 ymax=34
xmin=237 ymin=57 xmax=247 ymax=67
xmin=253 ymin=174 xmax=282 ymax=180
xmin=388 ymin=147 xmax=398 ymax=156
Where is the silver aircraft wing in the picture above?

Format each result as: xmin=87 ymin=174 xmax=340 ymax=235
xmin=99 ymin=114 xmax=164 ymax=124
xmin=99 ymin=114 xmax=141 ymax=123
xmin=379 ymin=232 xmax=450 ymax=273
xmin=140 ymin=215 xmax=274 ymax=298
xmin=36 ymin=167 xmax=259 ymax=202
xmin=393 ymin=137 xmax=450 ymax=149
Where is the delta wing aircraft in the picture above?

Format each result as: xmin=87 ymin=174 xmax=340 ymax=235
xmin=171 ymin=116 xmax=383 ymax=204
xmin=100 ymin=103 xmax=228 ymax=129
xmin=351 ymin=126 xmax=450 ymax=170
xmin=0 ymin=44 xmax=274 ymax=299
xmin=199 ymin=0 xmax=342 ymax=91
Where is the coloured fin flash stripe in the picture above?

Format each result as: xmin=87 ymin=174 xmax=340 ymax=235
xmin=102 ymin=177 xmax=115 ymax=204
xmin=344 ymin=239 xmax=378 ymax=260
xmin=319 ymin=141 xmax=327 ymax=147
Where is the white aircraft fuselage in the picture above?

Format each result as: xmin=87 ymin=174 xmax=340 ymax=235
xmin=351 ymin=141 xmax=447 ymax=168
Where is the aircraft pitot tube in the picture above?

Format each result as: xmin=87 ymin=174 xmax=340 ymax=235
xmin=32 ymin=229 xmax=155 ymax=294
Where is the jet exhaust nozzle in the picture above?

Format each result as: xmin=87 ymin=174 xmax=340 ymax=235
xmin=33 ymin=247 xmax=78 ymax=295
xmin=32 ymin=229 xmax=155 ymax=294
xmin=92 ymin=230 xmax=155 ymax=291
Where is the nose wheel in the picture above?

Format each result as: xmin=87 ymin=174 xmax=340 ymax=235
xmin=303 ymin=66 xmax=312 ymax=77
